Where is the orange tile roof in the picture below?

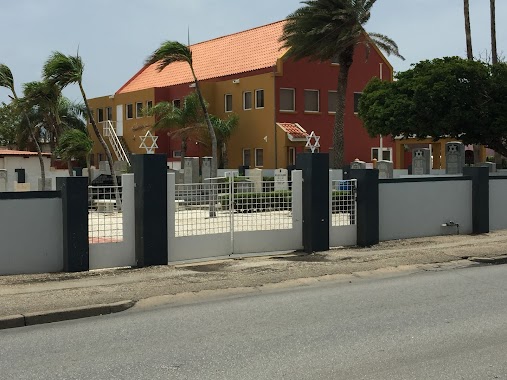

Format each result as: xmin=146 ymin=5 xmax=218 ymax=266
xmin=277 ymin=123 xmax=308 ymax=140
xmin=118 ymin=20 xmax=288 ymax=94
xmin=0 ymin=150 xmax=51 ymax=157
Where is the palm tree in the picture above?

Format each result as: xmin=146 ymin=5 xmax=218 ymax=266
xmin=490 ymin=0 xmax=498 ymax=65
xmin=146 ymin=41 xmax=218 ymax=178
xmin=280 ymin=0 xmax=404 ymax=168
xmin=146 ymin=92 xmax=205 ymax=167
xmin=56 ymin=129 xmax=93 ymax=184
xmin=464 ymin=0 xmax=474 ymax=60
xmin=43 ymin=52 xmax=118 ymax=188
xmin=0 ymin=64 xmax=47 ymax=189
xmin=210 ymin=114 xmax=239 ymax=169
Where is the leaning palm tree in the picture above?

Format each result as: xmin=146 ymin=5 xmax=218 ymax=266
xmin=210 ymin=114 xmax=239 ymax=169
xmin=43 ymin=52 xmax=118 ymax=189
xmin=146 ymin=41 xmax=218 ymax=178
xmin=464 ymin=0 xmax=474 ymax=60
xmin=0 ymin=64 xmax=47 ymax=189
xmin=56 ymin=128 xmax=93 ymax=185
xmin=146 ymin=91 xmax=205 ymax=167
xmin=280 ymin=0 xmax=404 ymax=168
xmin=490 ymin=0 xmax=498 ymax=65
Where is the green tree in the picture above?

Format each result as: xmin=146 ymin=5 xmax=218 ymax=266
xmin=0 ymin=64 xmax=47 ymax=189
xmin=146 ymin=92 xmax=205 ymax=167
xmin=210 ymin=114 xmax=239 ymax=169
xmin=43 ymin=52 xmax=118 ymax=188
xmin=145 ymin=41 xmax=218 ymax=177
xmin=359 ymin=57 xmax=507 ymax=157
xmin=0 ymin=102 xmax=19 ymax=147
xmin=280 ymin=0 xmax=404 ymax=168
xmin=56 ymin=128 xmax=93 ymax=184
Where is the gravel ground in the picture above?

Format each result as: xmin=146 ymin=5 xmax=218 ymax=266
xmin=1 ymin=230 xmax=506 ymax=316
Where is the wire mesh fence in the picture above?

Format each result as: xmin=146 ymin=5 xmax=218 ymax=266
xmin=88 ymin=185 xmax=123 ymax=244
xmin=331 ymin=180 xmax=357 ymax=227
xmin=174 ymin=179 xmax=293 ymax=237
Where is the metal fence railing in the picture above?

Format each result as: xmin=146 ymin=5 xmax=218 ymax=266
xmin=174 ymin=179 xmax=294 ymax=237
xmin=331 ymin=179 xmax=357 ymax=227
xmin=88 ymin=185 xmax=123 ymax=244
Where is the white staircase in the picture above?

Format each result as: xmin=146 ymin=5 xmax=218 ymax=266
xmin=102 ymin=121 xmax=130 ymax=166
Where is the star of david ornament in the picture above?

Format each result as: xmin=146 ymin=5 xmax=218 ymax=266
xmin=139 ymin=130 xmax=159 ymax=154
xmin=305 ymin=131 xmax=321 ymax=153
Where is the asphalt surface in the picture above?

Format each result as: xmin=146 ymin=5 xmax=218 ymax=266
xmin=2 ymin=264 xmax=507 ymax=379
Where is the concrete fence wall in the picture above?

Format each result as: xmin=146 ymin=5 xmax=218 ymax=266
xmin=490 ymin=178 xmax=507 ymax=231
xmin=0 ymin=193 xmax=63 ymax=275
xmin=379 ymin=178 xmax=473 ymax=241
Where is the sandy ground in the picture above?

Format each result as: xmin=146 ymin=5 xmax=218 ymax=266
xmin=1 ymin=230 xmax=507 ymax=316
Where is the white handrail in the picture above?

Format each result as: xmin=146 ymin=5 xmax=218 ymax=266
xmin=103 ymin=121 xmax=130 ymax=166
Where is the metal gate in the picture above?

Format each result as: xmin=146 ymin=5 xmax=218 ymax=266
xmin=168 ymin=172 xmax=303 ymax=262
xmin=329 ymin=179 xmax=357 ymax=247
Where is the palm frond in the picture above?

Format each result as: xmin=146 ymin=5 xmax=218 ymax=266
xmin=369 ymin=33 xmax=405 ymax=60
xmin=56 ymin=128 xmax=92 ymax=161
xmin=145 ymin=41 xmax=192 ymax=72
xmin=0 ymin=63 xmax=15 ymax=93
xmin=43 ymin=52 xmax=84 ymax=88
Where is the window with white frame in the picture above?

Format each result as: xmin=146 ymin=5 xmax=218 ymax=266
xmin=243 ymin=149 xmax=251 ymax=167
xmin=106 ymin=107 xmax=113 ymax=120
xmin=173 ymin=150 xmax=182 ymax=158
xmin=97 ymin=108 xmax=104 ymax=122
xmin=225 ymin=94 xmax=233 ymax=112
xmin=172 ymin=99 xmax=181 ymax=109
xmin=126 ymin=104 xmax=133 ymax=119
xmin=255 ymin=148 xmax=264 ymax=167
xmin=328 ymin=91 xmax=338 ymax=113
xmin=243 ymin=91 xmax=252 ymax=110
xmin=354 ymin=92 xmax=363 ymax=114
xmin=304 ymin=90 xmax=320 ymax=112
xmin=255 ymin=89 xmax=265 ymax=109
xmin=136 ymin=102 xmax=143 ymax=118
xmin=280 ymin=88 xmax=295 ymax=111
xmin=371 ymin=147 xmax=393 ymax=161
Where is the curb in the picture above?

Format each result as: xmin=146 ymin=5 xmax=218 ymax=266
xmin=0 ymin=300 xmax=135 ymax=331
xmin=469 ymin=255 xmax=507 ymax=265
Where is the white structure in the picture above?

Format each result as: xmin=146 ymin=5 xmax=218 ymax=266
xmin=0 ymin=150 xmax=52 ymax=192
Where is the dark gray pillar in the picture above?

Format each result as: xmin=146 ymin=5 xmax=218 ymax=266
xmin=57 ymin=177 xmax=89 ymax=272
xmin=463 ymin=166 xmax=489 ymax=234
xmin=350 ymin=169 xmax=379 ymax=247
xmin=296 ymin=153 xmax=329 ymax=253
xmin=132 ymin=154 xmax=168 ymax=267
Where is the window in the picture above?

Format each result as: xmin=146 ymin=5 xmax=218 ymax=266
xmin=172 ymin=99 xmax=181 ymax=109
xmin=106 ymin=107 xmax=113 ymax=121
xmin=328 ymin=91 xmax=338 ymax=113
xmin=136 ymin=102 xmax=143 ymax=118
xmin=173 ymin=150 xmax=182 ymax=158
xmin=372 ymin=148 xmax=393 ymax=161
xmin=225 ymin=94 xmax=233 ymax=112
xmin=97 ymin=108 xmax=104 ymax=122
xmin=255 ymin=148 xmax=264 ymax=167
xmin=255 ymin=89 xmax=265 ymax=109
xmin=304 ymin=90 xmax=320 ymax=112
xmin=243 ymin=149 xmax=251 ymax=167
xmin=354 ymin=92 xmax=363 ymax=114
xmin=126 ymin=104 xmax=133 ymax=119
xmin=243 ymin=91 xmax=252 ymax=110
xmin=288 ymin=147 xmax=296 ymax=166
xmin=280 ymin=88 xmax=295 ymax=111
xmin=146 ymin=100 xmax=153 ymax=110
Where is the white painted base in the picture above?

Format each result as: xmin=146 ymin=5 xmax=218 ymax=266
xmin=89 ymin=242 xmax=135 ymax=270
xmin=330 ymin=225 xmax=357 ymax=247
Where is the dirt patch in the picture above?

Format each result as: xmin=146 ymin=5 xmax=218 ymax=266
xmin=181 ymin=263 xmax=231 ymax=272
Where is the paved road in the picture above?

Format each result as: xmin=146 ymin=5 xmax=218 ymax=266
xmin=2 ymin=264 xmax=507 ymax=379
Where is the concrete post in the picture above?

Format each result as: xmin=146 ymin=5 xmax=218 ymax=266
xmin=350 ymin=169 xmax=379 ymax=247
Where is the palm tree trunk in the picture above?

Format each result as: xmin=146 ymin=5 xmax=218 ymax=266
xmin=491 ymin=0 xmax=498 ymax=65
xmin=78 ymin=82 xmax=121 ymax=208
xmin=181 ymin=138 xmax=187 ymax=170
xmin=11 ymin=89 xmax=47 ymax=190
xmin=464 ymin=0 xmax=473 ymax=60
xmin=190 ymin=66 xmax=218 ymax=178
xmin=332 ymin=51 xmax=353 ymax=169
xmin=67 ymin=158 xmax=74 ymax=176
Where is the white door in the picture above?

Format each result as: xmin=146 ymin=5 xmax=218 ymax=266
xmin=116 ymin=105 xmax=124 ymax=136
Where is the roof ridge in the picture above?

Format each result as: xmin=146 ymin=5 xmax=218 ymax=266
xmin=189 ymin=19 xmax=285 ymax=48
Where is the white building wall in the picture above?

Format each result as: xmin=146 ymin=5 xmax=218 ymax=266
xmin=489 ymin=179 xmax=507 ymax=231
xmin=2 ymin=155 xmax=52 ymax=191
xmin=0 ymin=195 xmax=63 ymax=275
xmin=379 ymin=179 xmax=473 ymax=241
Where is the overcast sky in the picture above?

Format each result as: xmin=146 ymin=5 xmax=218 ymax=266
xmin=1 ymin=0 xmax=505 ymax=104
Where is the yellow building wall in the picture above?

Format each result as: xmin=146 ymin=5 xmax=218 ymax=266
xmin=210 ymin=73 xmax=276 ymax=169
